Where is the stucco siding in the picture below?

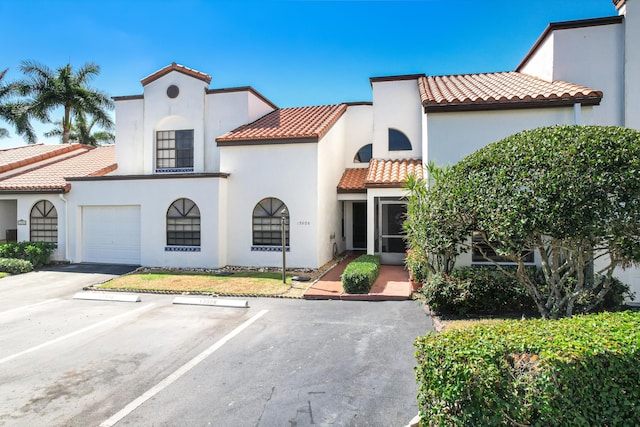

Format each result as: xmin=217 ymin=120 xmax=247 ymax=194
xmin=220 ymin=143 xmax=319 ymax=268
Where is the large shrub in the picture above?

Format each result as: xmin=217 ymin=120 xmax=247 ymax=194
xmin=410 ymin=126 xmax=640 ymax=318
xmin=420 ymin=266 xmax=632 ymax=316
xmin=0 ymin=258 xmax=33 ymax=274
xmin=341 ymin=254 xmax=380 ymax=294
xmin=420 ymin=266 xmax=539 ymax=315
xmin=0 ymin=241 xmax=55 ymax=268
xmin=415 ymin=311 xmax=640 ymax=426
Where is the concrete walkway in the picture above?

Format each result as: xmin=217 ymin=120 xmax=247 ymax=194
xmin=304 ymin=254 xmax=414 ymax=300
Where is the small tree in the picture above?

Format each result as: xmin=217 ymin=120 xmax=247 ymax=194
xmin=432 ymin=125 xmax=640 ymax=319
xmin=404 ymin=163 xmax=468 ymax=278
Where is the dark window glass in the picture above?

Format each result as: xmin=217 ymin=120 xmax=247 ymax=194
xmin=167 ymin=198 xmax=200 ymax=246
xmin=30 ymin=200 xmax=58 ymax=243
xmin=252 ymin=198 xmax=289 ymax=246
xmin=472 ymin=231 xmax=534 ymax=264
xmin=354 ymin=144 xmax=373 ymax=163
xmin=388 ymin=128 xmax=412 ymax=151
xmin=156 ymin=130 xmax=194 ymax=169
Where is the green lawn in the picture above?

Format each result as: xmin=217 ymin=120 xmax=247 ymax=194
xmin=98 ymin=271 xmax=295 ymax=296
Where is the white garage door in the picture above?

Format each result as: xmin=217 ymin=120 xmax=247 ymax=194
xmin=82 ymin=206 xmax=141 ymax=265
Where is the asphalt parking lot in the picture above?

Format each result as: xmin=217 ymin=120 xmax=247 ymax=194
xmin=0 ymin=265 xmax=433 ymax=427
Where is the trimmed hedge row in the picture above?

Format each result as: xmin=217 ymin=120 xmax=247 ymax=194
xmin=0 ymin=258 xmax=33 ymax=275
xmin=415 ymin=311 xmax=640 ymax=426
xmin=341 ymin=254 xmax=380 ymax=294
xmin=419 ymin=266 xmax=632 ymax=316
xmin=0 ymin=241 xmax=55 ymax=269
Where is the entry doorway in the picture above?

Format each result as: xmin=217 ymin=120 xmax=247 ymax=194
xmin=352 ymin=202 xmax=367 ymax=249
xmin=377 ymin=199 xmax=407 ymax=265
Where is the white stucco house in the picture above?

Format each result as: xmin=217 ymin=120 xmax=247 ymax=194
xmin=0 ymin=0 xmax=638 ymax=301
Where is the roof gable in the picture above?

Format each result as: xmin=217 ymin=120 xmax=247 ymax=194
xmin=216 ymin=104 xmax=347 ymax=145
xmin=418 ymin=72 xmax=602 ymax=112
xmin=140 ymin=63 xmax=212 ymax=87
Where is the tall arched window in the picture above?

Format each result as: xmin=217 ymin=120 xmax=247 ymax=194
xmin=167 ymin=198 xmax=200 ymax=246
xmin=388 ymin=128 xmax=412 ymax=151
xmin=354 ymin=144 xmax=373 ymax=163
xmin=253 ymin=198 xmax=289 ymax=246
xmin=30 ymin=200 xmax=58 ymax=243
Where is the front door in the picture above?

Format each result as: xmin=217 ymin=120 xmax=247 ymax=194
xmin=378 ymin=200 xmax=407 ymax=265
xmin=352 ymin=202 xmax=367 ymax=249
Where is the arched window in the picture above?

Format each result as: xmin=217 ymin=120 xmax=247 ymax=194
xmin=389 ymin=128 xmax=412 ymax=151
xmin=167 ymin=198 xmax=200 ymax=246
xmin=354 ymin=144 xmax=373 ymax=163
xmin=30 ymin=200 xmax=58 ymax=243
xmin=253 ymin=198 xmax=289 ymax=246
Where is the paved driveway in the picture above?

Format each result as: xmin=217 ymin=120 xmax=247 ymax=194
xmin=0 ymin=265 xmax=432 ymax=426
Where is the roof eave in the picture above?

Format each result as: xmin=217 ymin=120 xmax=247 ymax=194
xmin=216 ymin=136 xmax=320 ymax=146
xmin=423 ymin=96 xmax=602 ymax=113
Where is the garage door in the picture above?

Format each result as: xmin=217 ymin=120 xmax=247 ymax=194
xmin=82 ymin=206 xmax=141 ymax=264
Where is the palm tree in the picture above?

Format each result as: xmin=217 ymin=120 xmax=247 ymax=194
xmin=45 ymin=113 xmax=114 ymax=146
xmin=0 ymin=68 xmax=36 ymax=142
xmin=18 ymin=61 xmax=113 ymax=145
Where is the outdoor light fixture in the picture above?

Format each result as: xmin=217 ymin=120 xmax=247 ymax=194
xmin=17 ymin=219 xmax=27 ymax=226
xmin=281 ymin=208 xmax=288 ymax=283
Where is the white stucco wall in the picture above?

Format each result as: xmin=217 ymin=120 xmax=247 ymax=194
xmin=204 ymin=91 xmax=275 ymax=172
xmin=519 ymin=33 xmax=555 ymax=82
xmin=0 ymin=199 xmax=17 ymax=242
xmin=66 ymin=177 xmax=226 ymax=268
xmin=114 ymin=98 xmax=144 ymax=175
xmin=220 ymin=143 xmax=320 ymax=268
xmin=426 ymin=105 xmax=592 ymax=166
xmin=371 ymin=79 xmax=423 ymax=160
xmin=621 ymin=1 xmax=640 ymax=130
xmin=317 ymin=114 xmax=348 ymax=264
xmin=343 ymin=103 xmax=374 ymax=168
xmin=142 ymin=72 xmax=208 ymax=174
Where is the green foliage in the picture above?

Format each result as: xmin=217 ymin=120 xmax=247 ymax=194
xmin=416 ymin=125 xmax=640 ymax=318
xmin=404 ymin=167 xmax=468 ymax=276
xmin=0 ymin=258 xmax=33 ymax=274
xmin=0 ymin=241 xmax=55 ymax=268
xmin=0 ymin=67 xmax=35 ymax=142
xmin=420 ymin=266 xmax=540 ymax=315
xmin=415 ymin=311 xmax=640 ymax=426
xmin=341 ymin=254 xmax=380 ymax=294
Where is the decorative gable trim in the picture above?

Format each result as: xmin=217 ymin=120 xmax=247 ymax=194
xmin=141 ymin=63 xmax=212 ymax=86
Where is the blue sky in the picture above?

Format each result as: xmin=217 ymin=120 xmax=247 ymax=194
xmin=1 ymin=0 xmax=618 ymax=147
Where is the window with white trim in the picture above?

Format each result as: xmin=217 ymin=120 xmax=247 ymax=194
xmin=472 ymin=231 xmax=534 ymax=264
xmin=167 ymin=198 xmax=200 ymax=246
xmin=30 ymin=200 xmax=58 ymax=243
xmin=156 ymin=130 xmax=194 ymax=170
xmin=252 ymin=198 xmax=289 ymax=246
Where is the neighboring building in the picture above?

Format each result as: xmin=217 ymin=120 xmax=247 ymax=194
xmin=0 ymin=0 xmax=638 ymax=301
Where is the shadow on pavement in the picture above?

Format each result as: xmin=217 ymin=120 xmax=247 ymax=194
xmin=38 ymin=263 xmax=139 ymax=275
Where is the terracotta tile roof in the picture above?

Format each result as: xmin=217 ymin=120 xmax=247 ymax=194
xmin=216 ymin=104 xmax=347 ymax=144
xmin=337 ymin=159 xmax=424 ymax=193
xmin=141 ymin=63 xmax=212 ymax=86
xmin=337 ymin=168 xmax=369 ymax=193
xmin=0 ymin=145 xmax=116 ymax=193
xmin=366 ymin=158 xmax=424 ymax=188
xmin=0 ymin=144 xmax=85 ymax=174
xmin=418 ymin=72 xmax=602 ymax=112
xmin=613 ymin=0 xmax=625 ymax=10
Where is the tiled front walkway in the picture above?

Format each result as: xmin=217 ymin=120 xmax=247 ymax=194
xmin=303 ymin=254 xmax=414 ymax=301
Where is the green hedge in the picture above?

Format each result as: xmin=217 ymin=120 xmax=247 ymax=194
xmin=0 ymin=241 xmax=55 ymax=268
xmin=420 ymin=266 xmax=632 ymax=316
xmin=0 ymin=258 xmax=34 ymax=275
xmin=415 ymin=311 xmax=640 ymax=426
xmin=341 ymin=254 xmax=380 ymax=294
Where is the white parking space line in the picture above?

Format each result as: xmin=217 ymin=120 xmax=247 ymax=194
xmin=0 ymin=298 xmax=61 ymax=317
xmin=0 ymin=303 xmax=156 ymax=365
xmin=99 ymin=309 xmax=269 ymax=427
